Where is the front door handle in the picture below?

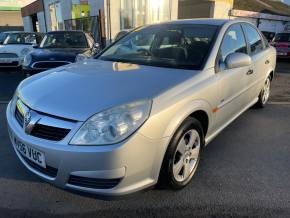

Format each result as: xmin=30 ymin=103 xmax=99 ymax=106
xmin=246 ymin=69 xmax=254 ymax=75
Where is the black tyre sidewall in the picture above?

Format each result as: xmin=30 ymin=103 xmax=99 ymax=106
xmin=256 ymin=77 xmax=271 ymax=108
xmin=159 ymin=117 xmax=204 ymax=189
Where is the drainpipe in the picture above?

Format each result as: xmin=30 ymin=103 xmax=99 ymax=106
xmin=107 ymin=0 xmax=112 ymax=43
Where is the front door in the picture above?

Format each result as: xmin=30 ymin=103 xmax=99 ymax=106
xmin=214 ymin=24 xmax=251 ymax=129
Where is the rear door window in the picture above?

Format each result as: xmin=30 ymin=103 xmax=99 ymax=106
xmin=242 ymin=24 xmax=264 ymax=55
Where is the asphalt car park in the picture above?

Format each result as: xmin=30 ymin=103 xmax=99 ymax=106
xmin=0 ymin=60 xmax=289 ymax=217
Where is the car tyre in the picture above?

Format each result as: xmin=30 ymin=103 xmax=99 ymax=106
xmin=255 ymin=76 xmax=271 ymax=108
xmin=158 ymin=117 xmax=204 ymax=190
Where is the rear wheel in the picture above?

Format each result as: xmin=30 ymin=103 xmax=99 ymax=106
xmin=158 ymin=117 xmax=204 ymax=189
xmin=255 ymin=76 xmax=271 ymax=108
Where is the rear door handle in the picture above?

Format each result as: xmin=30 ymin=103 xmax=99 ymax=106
xmin=265 ymin=60 xmax=270 ymax=65
xmin=246 ymin=69 xmax=254 ymax=75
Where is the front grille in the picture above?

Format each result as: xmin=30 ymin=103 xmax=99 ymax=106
xmin=0 ymin=61 xmax=19 ymax=66
xmin=31 ymin=124 xmax=70 ymax=141
xmin=19 ymin=153 xmax=58 ymax=178
xmin=68 ymin=175 xmax=121 ymax=189
xmin=32 ymin=61 xmax=71 ymax=69
xmin=0 ymin=53 xmax=18 ymax=58
xmin=15 ymin=106 xmax=24 ymax=127
xmin=14 ymin=101 xmax=72 ymax=141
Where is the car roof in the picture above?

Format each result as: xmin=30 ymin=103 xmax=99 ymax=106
xmin=155 ymin=19 xmax=230 ymax=26
xmin=47 ymin=30 xmax=85 ymax=34
xmin=1 ymin=31 xmax=40 ymax=34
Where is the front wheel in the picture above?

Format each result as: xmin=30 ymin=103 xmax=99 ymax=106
xmin=255 ymin=76 xmax=271 ymax=108
xmin=158 ymin=117 xmax=204 ymax=189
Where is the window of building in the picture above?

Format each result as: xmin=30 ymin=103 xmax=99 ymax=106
xmin=49 ymin=2 xmax=64 ymax=30
xmin=134 ymin=0 xmax=146 ymax=27
xmin=148 ymin=0 xmax=171 ymax=24
xmin=120 ymin=0 xmax=171 ymax=30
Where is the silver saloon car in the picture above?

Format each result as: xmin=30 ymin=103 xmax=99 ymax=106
xmin=6 ymin=19 xmax=276 ymax=197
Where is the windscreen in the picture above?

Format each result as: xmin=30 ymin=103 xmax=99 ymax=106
xmin=40 ymin=32 xmax=88 ymax=49
xmin=274 ymin=33 xmax=290 ymax=42
xmin=99 ymin=24 xmax=218 ymax=70
xmin=0 ymin=32 xmax=8 ymax=44
xmin=4 ymin=33 xmax=38 ymax=45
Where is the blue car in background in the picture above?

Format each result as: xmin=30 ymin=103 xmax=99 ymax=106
xmin=22 ymin=30 xmax=100 ymax=77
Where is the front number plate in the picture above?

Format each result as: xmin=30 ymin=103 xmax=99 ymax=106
xmin=14 ymin=138 xmax=46 ymax=168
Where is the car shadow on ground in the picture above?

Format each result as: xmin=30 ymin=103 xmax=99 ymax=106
xmin=0 ymin=104 xmax=43 ymax=183
xmin=0 ymin=68 xmax=24 ymax=102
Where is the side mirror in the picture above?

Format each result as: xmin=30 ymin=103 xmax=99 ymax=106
xmin=225 ymin=53 xmax=252 ymax=69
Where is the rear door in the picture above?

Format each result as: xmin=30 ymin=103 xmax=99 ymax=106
xmin=214 ymin=24 xmax=251 ymax=129
xmin=242 ymin=23 xmax=271 ymax=103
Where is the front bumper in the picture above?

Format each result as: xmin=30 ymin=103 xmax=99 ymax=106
xmin=0 ymin=57 xmax=21 ymax=67
xmin=22 ymin=66 xmax=44 ymax=75
xmin=6 ymin=102 xmax=167 ymax=197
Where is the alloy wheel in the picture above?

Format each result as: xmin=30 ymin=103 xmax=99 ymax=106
xmin=172 ymin=129 xmax=201 ymax=182
xmin=262 ymin=78 xmax=271 ymax=104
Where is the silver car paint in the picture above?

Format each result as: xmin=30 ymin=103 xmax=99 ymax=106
xmin=7 ymin=19 xmax=276 ymax=196
xmin=18 ymin=60 xmax=199 ymax=121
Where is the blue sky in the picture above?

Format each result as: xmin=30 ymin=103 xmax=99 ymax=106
xmin=283 ymin=0 xmax=290 ymax=5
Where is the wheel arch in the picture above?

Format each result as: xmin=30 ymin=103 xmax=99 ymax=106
xmin=189 ymin=110 xmax=209 ymax=138
xmin=163 ymin=99 xmax=213 ymax=147
xmin=156 ymin=102 xmax=211 ymax=186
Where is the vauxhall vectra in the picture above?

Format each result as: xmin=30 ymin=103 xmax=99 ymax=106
xmin=7 ymin=19 xmax=276 ymax=197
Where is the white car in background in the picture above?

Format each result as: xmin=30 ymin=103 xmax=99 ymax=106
xmin=0 ymin=32 xmax=43 ymax=68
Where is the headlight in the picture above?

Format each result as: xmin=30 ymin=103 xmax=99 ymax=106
xmin=21 ymin=48 xmax=31 ymax=56
xmin=75 ymin=54 xmax=88 ymax=62
xmin=23 ymin=54 xmax=32 ymax=66
xmin=70 ymin=100 xmax=152 ymax=145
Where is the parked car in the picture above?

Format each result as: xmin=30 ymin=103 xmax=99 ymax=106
xmin=261 ymin=31 xmax=275 ymax=42
xmin=22 ymin=31 xmax=100 ymax=77
xmin=7 ymin=19 xmax=276 ymax=197
xmin=0 ymin=31 xmax=43 ymax=68
xmin=271 ymin=32 xmax=290 ymax=58
xmin=0 ymin=31 xmax=9 ymax=44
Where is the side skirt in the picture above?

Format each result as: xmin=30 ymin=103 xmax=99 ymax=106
xmin=204 ymin=97 xmax=259 ymax=146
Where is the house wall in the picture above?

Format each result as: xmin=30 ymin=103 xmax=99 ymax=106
xmin=23 ymin=15 xmax=33 ymax=32
xmin=178 ymin=0 xmax=213 ymax=19
xmin=178 ymin=0 xmax=233 ymax=19
xmin=0 ymin=11 xmax=23 ymax=27
xmin=43 ymin=0 xmax=72 ymax=32
xmin=22 ymin=0 xmax=46 ymax=32
xmin=213 ymin=0 xmax=233 ymax=18
xmin=37 ymin=11 xmax=47 ymax=32
xmin=89 ymin=0 xmax=105 ymax=16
